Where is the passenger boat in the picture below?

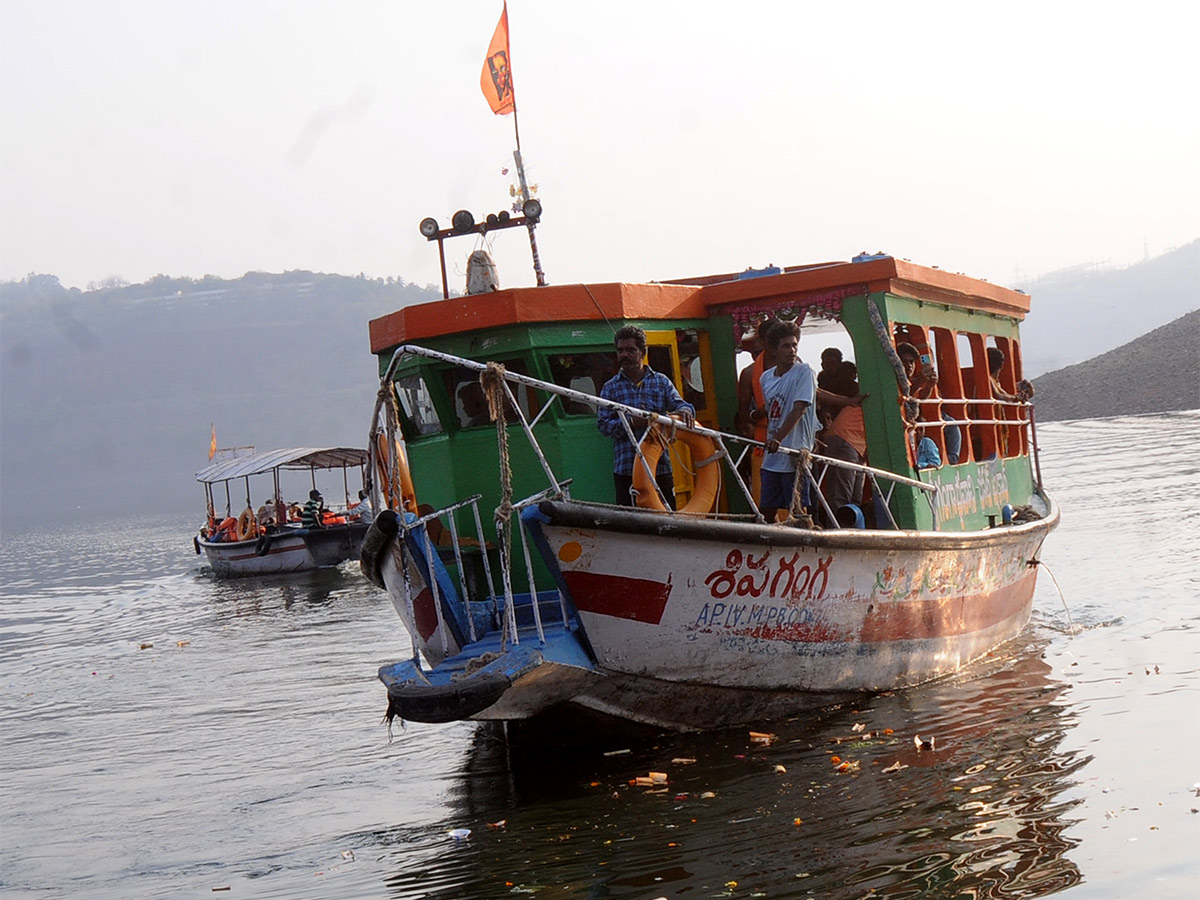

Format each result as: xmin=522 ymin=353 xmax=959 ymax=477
xmin=195 ymin=446 xmax=371 ymax=578
xmin=360 ymin=253 xmax=1058 ymax=736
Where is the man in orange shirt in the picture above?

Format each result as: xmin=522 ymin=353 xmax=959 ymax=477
xmin=822 ymin=361 xmax=868 ymax=514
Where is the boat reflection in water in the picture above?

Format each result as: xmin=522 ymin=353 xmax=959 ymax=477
xmin=369 ymin=631 xmax=1084 ymax=899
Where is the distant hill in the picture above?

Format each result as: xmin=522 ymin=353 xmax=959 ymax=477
xmin=1018 ymin=239 xmax=1199 ymax=377
xmin=0 ymin=271 xmax=442 ymax=531
xmin=1032 ymin=309 xmax=1200 ymax=421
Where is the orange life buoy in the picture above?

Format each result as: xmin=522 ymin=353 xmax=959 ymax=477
xmin=376 ymin=432 xmax=418 ymax=514
xmin=236 ymin=507 xmax=257 ymax=542
xmin=632 ymin=420 xmax=721 ymax=516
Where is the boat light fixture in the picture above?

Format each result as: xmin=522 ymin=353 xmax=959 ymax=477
xmin=451 ymin=210 xmax=476 ymax=233
xmin=419 ymin=217 xmax=440 ymax=238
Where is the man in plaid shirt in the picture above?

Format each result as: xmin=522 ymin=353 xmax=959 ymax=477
xmin=597 ymin=325 xmax=695 ymax=508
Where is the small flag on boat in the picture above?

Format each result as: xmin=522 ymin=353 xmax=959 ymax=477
xmin=480 ymin=2 xmax=515 ymax=115
xmin=209 ymin=424 xmax=217 ymax=460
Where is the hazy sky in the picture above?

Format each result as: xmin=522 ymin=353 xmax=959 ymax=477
xmin=2 ymin=1 xmax=1197 ymax=294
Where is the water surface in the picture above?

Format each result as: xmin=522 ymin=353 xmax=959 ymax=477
xmin=1 ymin=412 xmax=1197 ymax=899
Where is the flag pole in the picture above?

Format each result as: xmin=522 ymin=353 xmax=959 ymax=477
xmin=505 ymin=5 xmax=545 ymax=287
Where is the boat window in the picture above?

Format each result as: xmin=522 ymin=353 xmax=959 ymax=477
xmin=395 ymin=375 xmax=443 ymax=436
xmin=547 ymin=353 xmax=616 ymax=416
xmin=444 ymin=359 xmax=540 ymax=429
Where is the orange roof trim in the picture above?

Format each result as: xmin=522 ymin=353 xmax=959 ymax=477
xmin=368 ymin=258 xmax=1031 ymax=354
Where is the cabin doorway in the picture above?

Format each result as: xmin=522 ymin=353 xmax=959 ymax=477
xmin=645 ymin=328 xmax=718 ymax=509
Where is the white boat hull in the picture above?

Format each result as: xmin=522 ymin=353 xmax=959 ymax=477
xmin=370 ymin=497 xmax=1057 ymax=732
xmin=199 ymin=522 xmax=368 ymax=578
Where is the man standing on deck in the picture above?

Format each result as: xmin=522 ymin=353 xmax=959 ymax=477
xmin=759 ymin=321 xmax=818 ymax=525
xmin=597 ymin=325 xmax=695 ymax=508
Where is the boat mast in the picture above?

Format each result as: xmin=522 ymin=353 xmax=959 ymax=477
xmin=510 ymin=111 xmax=545 ymax=286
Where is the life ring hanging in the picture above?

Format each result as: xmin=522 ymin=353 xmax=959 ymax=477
xmin=236 ymin=508 xmax=257 ymax=542
xmin=632 ymin=419 xmax=721 ymax=516
xmin=376 ymin=432 xmax=418 ymax=514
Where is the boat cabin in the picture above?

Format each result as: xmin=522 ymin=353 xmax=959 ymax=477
xmin=367 ymin=255 xmax=1038 ymax=536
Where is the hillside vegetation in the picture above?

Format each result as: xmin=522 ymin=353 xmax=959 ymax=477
xmin=1 ymin=272 xmax=441 ymax=529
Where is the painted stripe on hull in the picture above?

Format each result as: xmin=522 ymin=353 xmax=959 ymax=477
xmin=561 ymin=571 xmax=673 ymax=624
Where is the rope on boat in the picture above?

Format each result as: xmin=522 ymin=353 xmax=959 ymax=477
xmin=786 ymin=447 xmax=816 ymax=528
xmin=868 ymin=298 xmax=919 ymax=422
xmin=482 ymin=362 xmax=519 ymax=650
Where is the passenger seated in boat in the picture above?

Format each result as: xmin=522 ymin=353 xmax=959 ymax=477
xmin=817 ymin=347 xmax=843 ymax=393
xmin=256 ymin=500 xmax=275 ymax=529
xmin=987 ymin=347 xmax=1034 ymax=403
xmin=897 ymin=342 xmax=961 ymax=465
xmin=597 ymin=324 xmax=695 ymax=508
xmin=287 ymin=503 xmax=303 ymax=523
xmin=210 ymin=516 xmax=238 ymax=542
xmin=457 ymin=380 xmax=492 ymax=427
xmin=301 ymin=490 xmax=324 ymax=528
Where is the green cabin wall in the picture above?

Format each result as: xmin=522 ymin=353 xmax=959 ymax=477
xmin=840 ymin=291 xmax=1034 ymax=531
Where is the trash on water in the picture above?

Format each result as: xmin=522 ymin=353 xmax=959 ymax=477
xmin=914 ymin=734 xmax=935 ymax=751
xmin=671 ymin=757 xmax=697 ymax=765
xmin=852 ymin=722 xmax=866 ymax=732
xmin=447 ymin=828 xmax=471 ymax=841
xmin=139 ymin=643 xmax=153 ymax=650
xmin=700 ymin=791 xmax=716 ymax=799
xmin=749 ymin=731 xmax=776 ymax=745
xmin=882 ymin=760 xmax=908 ymax=773
xmin=603 ymin=748 xmax=631 ymax=756
xmin=177 ymin=640 xmax=191 ymax=647
xmin=341 ymin=849 xmax=355 ymax=861
xmin=487 ymin=819 xmax=506 ymax=829
xmin=773 ymin=764 xmax=787 ymax=774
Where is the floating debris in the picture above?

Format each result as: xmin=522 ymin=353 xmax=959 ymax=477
xmin=749 ymin=731 xmax=776 ymax=745
xmin=671 ymin=757 xmax=697 ymax=765
xmin=914 ymin=734 xmax=935 ymax=751
xmin=138 ymin=643 xmax=153 ymax=650
xmin=773 ymin=764 xmax=787 ymax=774
xmin=447 ymin=828 xmax=471 ymax=841
xmin=882 ymin=760 xmax=908 ymax=774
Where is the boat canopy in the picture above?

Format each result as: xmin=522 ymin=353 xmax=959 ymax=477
xmin=195 ymin=447 xmax=368 ymax=485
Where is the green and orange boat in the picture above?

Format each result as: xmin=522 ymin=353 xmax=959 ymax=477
xmin=359 ymin=249 xmax=1058 ymax=736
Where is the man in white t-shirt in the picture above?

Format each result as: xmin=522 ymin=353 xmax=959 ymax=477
xmin=759 ymin=320 xmax=817 ymax=524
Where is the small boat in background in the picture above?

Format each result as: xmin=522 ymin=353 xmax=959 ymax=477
xmin=195 ymin=446 xmax=371 ymax=578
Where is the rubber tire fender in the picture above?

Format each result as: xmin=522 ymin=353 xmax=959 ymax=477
xmin=255 ymin=533 xmax=272 ymax=557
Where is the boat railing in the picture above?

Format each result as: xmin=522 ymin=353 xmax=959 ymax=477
xmin=373 ymin=344 xmax=942 ymax=535
xmin=391 ymin=481 xmax=578 ymax=652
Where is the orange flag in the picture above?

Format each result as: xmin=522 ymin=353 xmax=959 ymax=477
xmin=209 ymin=424 xmax=217 ymax=460
xmin=480 ymin=3 xmax=515 ymax=115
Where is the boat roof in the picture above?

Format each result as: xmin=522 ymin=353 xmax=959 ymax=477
xmin=195 ymin=447 xmax=368 ymax=484
xmin=369 ymin=255 xmax=1032 ymax=353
